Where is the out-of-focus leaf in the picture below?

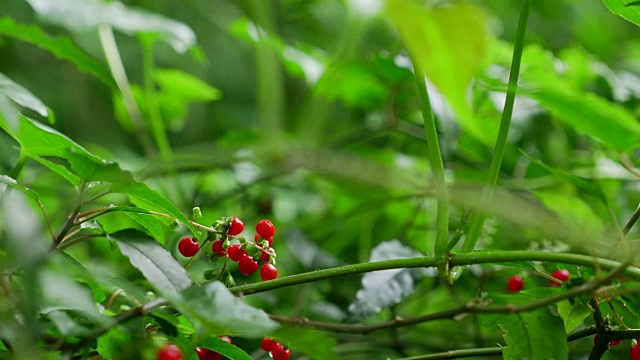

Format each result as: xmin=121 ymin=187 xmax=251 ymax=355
xmin=0 ymin=72 xmax=50 ymax=132
xmin=348 ymin=240 xmax=434 ymax=320
xmin=385 ymin=0 xmax=491 ymax=143
xmin=0 ymin=18 xmax=115 ymax=88
xmin=270 ymin=328 xmax=338 ymax=360
xmin=178 ymin=281 xmax=278 ymax=337
xmin=24 ymin=0 xmax=196 ymax=53
xmin=97 ymin=327 xmax=131 ymax=360
xmin=199 ymin=336 xmax=252 ymax=360
xmin=111 ymin=182 xmax=197 ymax=235
xmin=603 ymin=0 xmax=640 ymax=27
xmin=110 ymin=233 xmax=192 ymax=299
xmin=0 ymin=175 xmax=40 ymax=200
xmin=557 ymin=299 xmax=592 ymax=333
xmin=316 ymin=62 xmax=389 ymax=110
xmin=155 ymin=69 xmax=221 ymax=102
xmin=535 ymin=191 xmax=605 ymax=242
xmin=602 ymin=299 xmax=640 ymax=328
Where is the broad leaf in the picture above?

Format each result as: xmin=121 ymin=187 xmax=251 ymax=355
xmin=110 ymin=232 xmax=192 ymax=299
xmin=603 ymin=0 xmax=640 ymax=28
xmin=385 ymin=0 xmax=491 ymax=143
xmin=25 ymin=0 xmax=196 ymax=53
xmin=178 ymin=281 xmax=278 ymax=338
xmin=0 ymin=18 xmax=115 ymax=88
xmin=125 ymin=212 xmax=165 ymax=244
xmin=199 ymin=336 xmax=252 ymax=360
xmin=270 ymin=328 xmax=338 ymax=360
xmin=557 ymin=300 xmax=592 ymax=333
xmin=348 ymin=240 xmax=434 ymax=320
xmin=155 ymin=69 xmax=221 ymax=102
xmin=0 ymin=72 xmax=50 ymax=131
xmin=0 ymin=175 xmax=40 ymax=201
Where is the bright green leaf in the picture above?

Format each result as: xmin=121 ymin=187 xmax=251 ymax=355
xmin=603 ymin=0 xmax=640 ymax=27
xmin=155 ymin=69 xmax=221 ymax=102
xmin=0 ymin=175 xmax=40 ymax=200
xmin=125 ymin=212 xmax=165 ymax=244
xmin=97 ymin=327 xmax=132 ymax=359
xmin=178 ymin=281 xmax=278 ymax=338
xmin=557 ymin=300 xmax=592 ymax=333
xmin=25 ymin=0 xmax=196 ymax=53
xmin=199 ymin=336 xmax=252 ymax=360
xmin=0 ymin=18 xmax=115 ymax=88
xmin=110 ymin=233 xmax=192 ymax=299
xmin=385 ymin=0 xmax=491 ymax=143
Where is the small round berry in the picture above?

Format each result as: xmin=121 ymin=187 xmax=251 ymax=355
xmin=239 ymin=256 xmax=259 ymax=275
xmin=260 ymin=249 xmax=270 ymax=262
xmin=212 ymin=240 xmax=224 ymax=253
xmin=157 ymin=343 xmax=183 ymax=360
xmin=178 ymin=237 xmax=199 ymax=257
xmin=228 ymin=217 xmax=244 ymax=236
xmin=256 ymin=219 xmax=276 ymax=238
xmin=507 ymin=275 xmax=524 ymax=292
xmin=260 ymin=263 xmax=278 ymax=281
xmin=261 ymin=338 xmax=278 ymax=352
xmin=271 ymin=345 xmax=290 ymax=360
xmin=609 ymin=339 xmax=621 ymax=346
xmin=631 ymin=343 xmax=640 ymax=360
xmin=228 ymin=244 xmax=246 ymax=262
xmin=196 ymin=347 xmax=220 ymax=360
xmin=551 ymin=269 xmax=570 ymax=287
xmin=254 ymin=234 xmax=261 ymax=242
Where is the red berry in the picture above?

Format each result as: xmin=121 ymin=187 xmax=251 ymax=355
xmin=631 ymin=344 xmax=640 ymax=360
xmin=212 ymin=240 xmax=224 ymax=253
xmin=228 ymin=244 xmax=246 ymax=262
xmin=256 ymin=219 xmax=276 ymax=238
xmin=239 ymin=256 xmax=259 ymax=275
xmin=260 ymin=263 xmax=278 ymax=281
xmin=157 ymin=343 xmax=183 ymax=360
xmin=261 ymin=338 xmax=278 ymax=352
xmin=196 ymin=347 xmax=220 ymax=360
xmin=254 ymin=234 xmax=261 ymax=242
xmin=265 ymin=237 xmax=274 ymax=247
xmin=271 ymin=345 xmax=290 ymax=360
xmin=228 ymin=217 xmax=244 ymax=236
xmin=260 ymin=249 xmax=270 ymax=262
xmin=178 ymin=237 xmax=199 ymax=257
xmin=610 ymin=339 xmax=621 ymax=346
xmin=507 ymin=275 xmax=524 ymax=292
xmin=551 ymin=269 xmax=570 ymax=287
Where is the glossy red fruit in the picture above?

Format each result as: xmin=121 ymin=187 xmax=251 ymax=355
xmin=212 ymin=240 xmax=224 ymax=253
xmin=631 ymin=343 xmax=640 ymax=360
xmin=260 ymin=263 xmax=278 ymax=281
xmin=551 ymin=269 xmax=571 ymax=287
xmin=261 ymin=338 xmax=278 ymax=352
xmin=178 ymin=237 xmax=199 ymax=257
xmin=157 ymin=343 xmax=183 ymax=360
xmin=228 ymin=217 xmax=244 ymax=236
xmin=507 ymin=275 xmax=524 ymax=292
xmin=271 ymin=345 xmax=290 ymax=360
xmin=256 ymin=219 xmax=276 ymax=238
xmin=260 ymin=249 xmax=270 ymax=262
xmin=228 ymin=244 xmax=246 ymax=262
xmin=239 ymin=256 xmax=259 ymax=275
xmin=196 ymin=347 xmax=220 ymax=360
xmin=595 ymin=334 xmax=622 ymax=346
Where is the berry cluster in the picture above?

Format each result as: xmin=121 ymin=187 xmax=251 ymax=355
xmin=177 ymin=217 xmax=279 ymax=283
xmin=261 ymin=338 xmax=290 ymax=360
xmin=157 ymin=337 xmax=232 ymax=360
xmin=506 ymin=269 xmax=571 ymax=293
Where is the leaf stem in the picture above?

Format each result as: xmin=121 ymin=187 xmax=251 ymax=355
xmin=413 ymin=70 xmax=449 ymax=257
xmin=461 ymin=0 xmax=531 ymax=252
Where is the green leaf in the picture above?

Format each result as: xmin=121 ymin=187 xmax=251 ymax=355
xmin=25 ymin=0 xmax=196 ymax=53
xmin=0 ymin=18 xmax=115 ymax=88
xmin=348 ymin=240 xmax=433 ymax=320
xmin=125 ymin=212 xmax=165 ymax=244
xmin=97 ymin=327 xmax=132 ymax=359
xmin=385 ymin=0 xmax=491 ymax=143
xmin=603 ymin=0 xmax=640 ymax=27
xmin=557 ymin=299 xmax=592 ymax=333
xmin=0 ymin=72 xmax=50 ymax=131
xmin=111 ymin=182 xmax=197 ymax=235
xmin=535 ymin=191 xmax=605 ymax=243
xmin=0 ymin=175 xmax=40 ymax=200
xmin=199 ymin=336 xmax=252 ymax=360
xmin=155 ymin=69 xmax=222 ymax=102
xmin=178 ymin=281 xmax=278 ymax=338
xmin=109 ymin=232 xmax=192 ymax=299
xmin=270 ymin=328 xmax=338 ymax=360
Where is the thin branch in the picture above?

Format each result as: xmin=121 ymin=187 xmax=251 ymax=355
xmin=50 ymin=184 xmax=86 ymax=251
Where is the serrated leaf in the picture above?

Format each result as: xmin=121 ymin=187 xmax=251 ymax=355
xmin=385 ymin=0 xmax=491 ymax=144
xmin=0 ymin=18 xmax=115 ymax=88
xmin=111 ymin=182 xmax=197 ymax=235
xmin=110 ymin=232 xmax=192 ymax=299
xmin=557 ymin=299 xmax=592 ymax=333
xmin=199 ymin=336 xmax=252 ymax=360
xmin=270 ymin=328 xmax=338 ymax=360
xmin=348 ymin=240 xmax=434 ymax=320
xmin=25 ymin=0 xmax=196 ymax=53
xmin=178 ymin=281 xmax=277 ymax=338
xmin=500 ymin=308 xmax=568 ymax=360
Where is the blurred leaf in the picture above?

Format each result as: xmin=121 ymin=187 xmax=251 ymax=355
xmin=97 ymin=327 xmax=131 ymax=359
xmin=348 ymin=240 xmax=434 ymax=320
xmin=0 ymin=175 xmax=40 ymax=200
xmin=155 ymin=69 xmax=221 ymax=102
xmin=112 ymin=181 xmax=197 ymax=235
xmin=178 ymin=281 xmax=278 ymax=338
xmin=385 ymin=0 xmax=490 ymax=143
xmin=0 ymin=18 xmax=115 ymax=89
xmin=270 ymin=328 xmax=338 ymax=360
xmin=602 ymin=299 xmax=640 ymax=328
xmin=199 ymin=336 xmax=252 ymax=360
xmin=535 ymin=191 xmax=605 ymax=241
xmin=24 ymin=0 xmax=196 ymax=53
xmin=0 ymin=72 xmax=50 ymax=132
xmin=110 ymin=232 xmax=192 ymax=299
xmin=557 ymin=299 xmax=592 ymax=333
xmin=603 ymin=0 xmax=640 ymax=27
xmin=316 ymin=62 xmax=389 ymax=110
